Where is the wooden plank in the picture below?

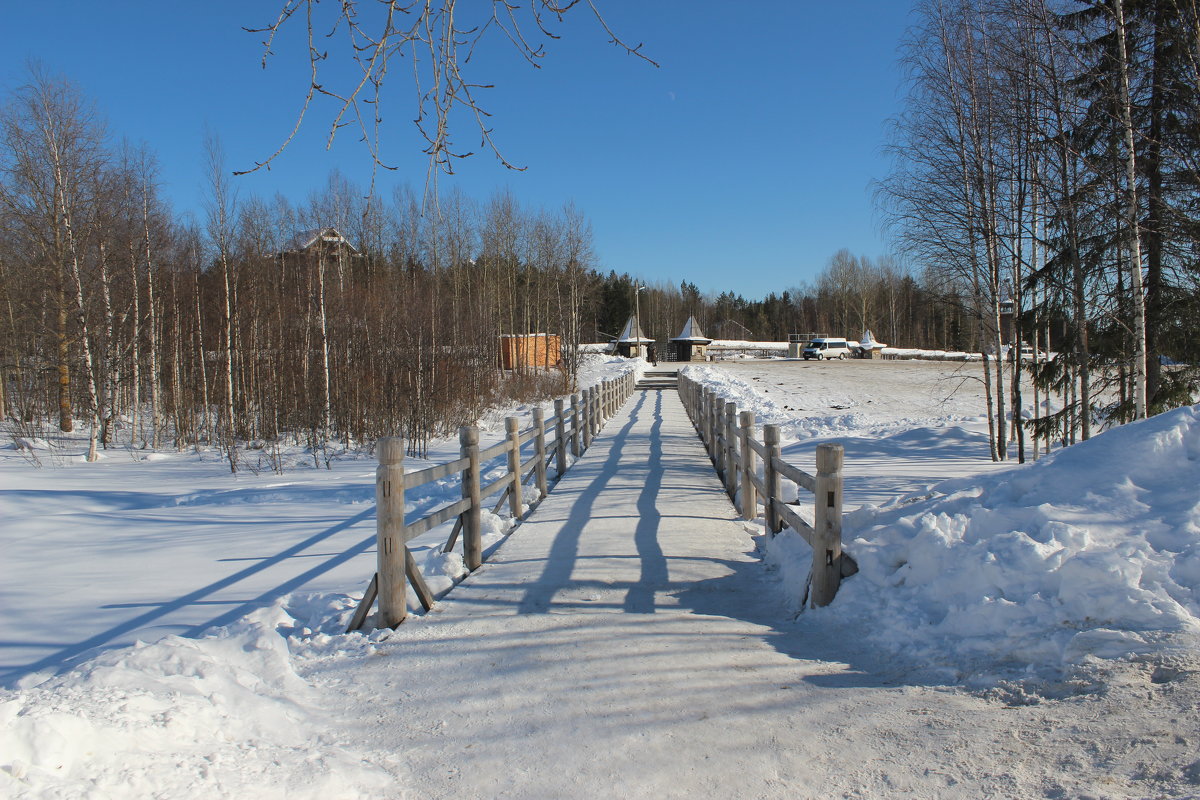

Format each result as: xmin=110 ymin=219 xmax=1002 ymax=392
xmin=774 ymin=458 xmax=816 ymax=493
xmin=481 ymin=472 xmax=515 ymax=499
xmin=749 ymin=472 xmax=768 ymax=497
xmin=479 ymin=439 xmax=511 ymax=461
xmin=747 ymin=437 xmax=768 ymax=458
xmin=490 ymin=485 xmax=511 ymax=514
xmin=405 ymin=547 xmax=436 ymax=612
xmin=405 ymin=497 xmax=473 ymax=539
xmin=773 ymin=499 xmax=815 ymax=547
xmin=441 ymin=515 xmax=464 ymax=553
xmin=345 ymin=573 xmax=378 ymax=633
xmin=518 ymin=426 xmax=537 ymax=445
xmin=404 ymin=456 xmax=471 ymax=490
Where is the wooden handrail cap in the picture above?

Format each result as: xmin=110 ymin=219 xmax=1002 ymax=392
xmin=816 ymin=442 xmax=844 ymax=471
xmin=377 ymin=437 xmax=405 ymax=464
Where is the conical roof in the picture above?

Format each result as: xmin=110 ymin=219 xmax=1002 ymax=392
xmin=860 ymin=329 xmax=887 ymax=349
xmin=671 ymin=316 xmax=711 ymax=343
xmin=614 ymin=315 xmax=653 ymax=344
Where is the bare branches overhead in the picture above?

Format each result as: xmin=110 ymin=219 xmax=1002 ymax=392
xmin=239 ymin=1 xmax=657 ymax=178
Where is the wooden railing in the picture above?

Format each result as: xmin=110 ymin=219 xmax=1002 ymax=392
xmin=677 ymin=372 xmax=853 ymax=607
xmin=349 ymin=369 xmax=638 ymax=630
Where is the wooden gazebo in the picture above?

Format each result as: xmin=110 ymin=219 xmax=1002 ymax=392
xmin=670 ymin=316 xmax=712 ymax=362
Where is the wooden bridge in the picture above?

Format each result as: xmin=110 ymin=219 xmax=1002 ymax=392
xmin=340 ymin=363 xmax=855 ymax=796
xmin=350 ymin=363 xmax=847 ymax=629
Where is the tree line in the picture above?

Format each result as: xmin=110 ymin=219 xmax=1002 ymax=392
xmin=880 ymin=0 xmax=1200 ymax=461
xmin=0 ymin=69 xmax=598 ymax=467
xmin=6 ymin=11 xmax=1197 ymax=472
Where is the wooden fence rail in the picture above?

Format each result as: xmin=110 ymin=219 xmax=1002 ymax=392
xmin=677 ymin=372 xmax=854 ymax=607
xmin=348 ymin=370 xmax=637 ymax=631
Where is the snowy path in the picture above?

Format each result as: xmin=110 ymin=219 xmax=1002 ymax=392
xmin=432 ymin=387 xmax=763 ymax=618
xmin=300 ymin=387 xmax=1129 ymax=799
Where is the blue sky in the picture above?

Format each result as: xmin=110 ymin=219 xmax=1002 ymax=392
xmin=4 ymin=2 xmax=914 ymax=299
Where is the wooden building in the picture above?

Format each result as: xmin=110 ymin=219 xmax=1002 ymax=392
xmin=670 ymin=316 xmax=712 ymax=362
xmin=501 ymin=333 xmax=562 ymax=370
xmin=613 ymin=316 xmax=653 ymax=358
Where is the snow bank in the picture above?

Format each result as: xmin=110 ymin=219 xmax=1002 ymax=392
xmin=813 ymin=406 xmax=1200 ymax=682
xmin=0 ymin=596 xmax=392 ymax=798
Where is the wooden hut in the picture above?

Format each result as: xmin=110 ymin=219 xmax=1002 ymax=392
xmin=612 ymin=316 xmax=653 ymax=358
xmin=670 ymin=316 xmax=712 ymax=362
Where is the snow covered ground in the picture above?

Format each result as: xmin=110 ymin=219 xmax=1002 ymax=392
xmin=3 ymin=356 xmax=1199 ymax=798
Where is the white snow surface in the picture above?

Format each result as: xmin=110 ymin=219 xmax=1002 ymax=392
xmin=687 ymin=360 xmax=1200 ymax=680
xmin=3 ymin=356 xmax=1200 ymax=799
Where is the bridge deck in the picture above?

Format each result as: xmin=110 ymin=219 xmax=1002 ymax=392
xmin=438 ymin=384 xmax=761 ymax=617
xmin=324 ymin=383 xmax=884 ymax=797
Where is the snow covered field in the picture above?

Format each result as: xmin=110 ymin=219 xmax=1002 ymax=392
xmin=3 ymin=356 xmax=1199 ymax=798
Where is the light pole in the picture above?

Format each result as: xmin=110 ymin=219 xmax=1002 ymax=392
xmin=634 ymin=284 xmax=646 ymax=359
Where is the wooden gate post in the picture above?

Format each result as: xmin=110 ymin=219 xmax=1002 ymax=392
xmin=376 ymin=437 xmax=407 ymax=627
xmin=570 ymin=393 xmax=581 ymax=457
xmin=460 ymin=426 xmax=483 ymax=571
xmin=554 ymin=397 xmax=567 ymax=476
xmin=533 ymin=406 xmax=548 ymax=499
xmin=724 ymin=402 xmax=738 ymax=498
xmin=739 ymin=411 xmax=757 ymax=521
xmin=811 ymin=443 xmax=845 ymax=607
xmin=763 ymin=424 xmax=782 ymax=535
xmin=506 ymin=416 xmax=524 ymax=518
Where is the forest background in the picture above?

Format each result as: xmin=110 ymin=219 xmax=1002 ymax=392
xmin=1 ymin=0 xmax=1198 ymax=468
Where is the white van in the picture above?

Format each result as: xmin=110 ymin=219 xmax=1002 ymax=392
xmin=802 ymin=337 xmax=852 ymax=360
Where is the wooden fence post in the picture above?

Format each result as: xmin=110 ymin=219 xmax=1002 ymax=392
xmin=376 ymin=437 xmax=407 ymax=627
xmin=460 ymin=426 xmax=482 ymax=571
xmin=593 ymin=383 xmax=601 ymax=433
xmin=714 ymin=399 xmax=726 ymax=482
xmin=763 ymin=424 xmax=782 ymax=535
xmin=582 ymin=388 xmax=593 ymax=449
xmin=554 ymin=397 xmax=567 ymax=477
xmin=593 ymin=385 xmax=601 ymax=436
xmin=506 ymin=416 xmax=524 ymax=518
xmin=533 ymin=406 xmax=548 ymax=499
xmin=725 ymin=401 xmax=738 ymax=498
xmin=706 ymin=389 xmax=715 ymax=453
xmin=571 ymin=393 xmax=581 ymax=457
xmin=739 ymin=411 xmax=757 ymax=521
xmin=810 ymin=443 xmax=845 ymax=607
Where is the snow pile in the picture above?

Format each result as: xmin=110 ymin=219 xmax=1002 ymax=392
xmin=811 ymin=406 xmax=1200 ymax=682
xmin=0 ymin=597 xmax=392 ymax=798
